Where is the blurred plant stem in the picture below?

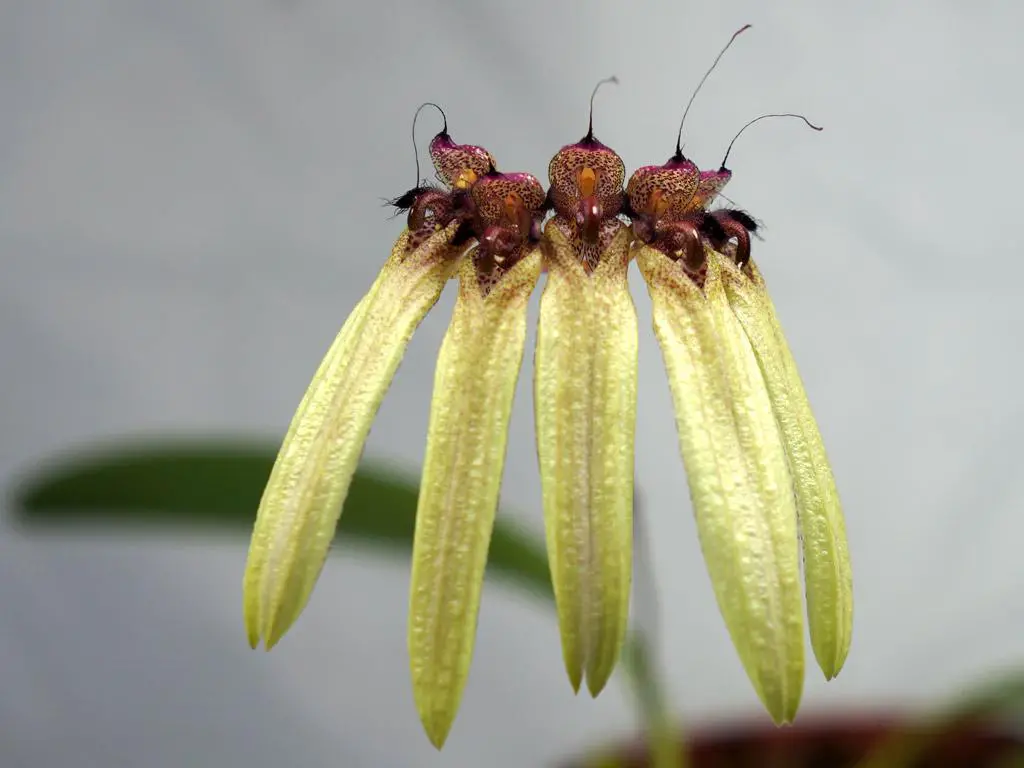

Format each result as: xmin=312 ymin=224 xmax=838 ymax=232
xmin=621 ymin=629 xmax=685 ymax=768
xmin=616 ymin=488 xmax=685 ymax=768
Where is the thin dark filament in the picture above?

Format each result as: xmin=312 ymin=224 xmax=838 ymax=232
xmin=586 ymin=76 xmax=619 ymax=139
xmin=410 ymin=102 xmax=447 ymax=186
xmin=720 ymin=113 xmax=823 ymax=169
xmin=675 ymin=24 xmax=752 ymax=156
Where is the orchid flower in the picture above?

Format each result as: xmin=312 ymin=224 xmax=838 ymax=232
xmin=243 ymin=27 xmax=852 ymax=749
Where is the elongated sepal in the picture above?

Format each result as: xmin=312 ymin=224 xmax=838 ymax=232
xmin=719 ymin=256 xmax=853 ymax=679
xmin=243 ymin=224 xmax=464 ymax=650
xmin=535 ymin=223 xmax=637 ymax=696
xmin=635 ymin=244 xmax=804 ymax=724
xmin=409 ymin=249 xmax=542 ymax=749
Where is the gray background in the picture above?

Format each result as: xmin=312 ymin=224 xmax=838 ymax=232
xmin=1 ymin=1 xmax=1021 ymax=766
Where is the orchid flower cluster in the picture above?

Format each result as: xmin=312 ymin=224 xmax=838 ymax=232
xmin=243 ymin=28 xmax=853 ymax=750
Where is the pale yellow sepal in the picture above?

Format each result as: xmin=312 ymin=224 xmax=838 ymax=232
xmin=244 ymin=224 xmax=465 ymax=650
xmin=409 ymin=248 xmax=542 ymax=749
xmin=634 ymin=244 xmax=804 ymax=724
xmin=719 ymin=256 xmax=853 ymax=680
xmin=534 ymin=222 xmax=637 ymax=697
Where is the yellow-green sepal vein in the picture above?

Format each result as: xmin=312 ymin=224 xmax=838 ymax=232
xmin=719 ymin=256 xmax=853 ymax=679
xmin=244 ymin=224 xmax=464 ymax=650
xmin=535 ymin=222 xmax=637 ymax=697
xmin=409 ymin=248 xmax=542 ymax=749
xmin=635 ymin=244 xmax=804 ymax=724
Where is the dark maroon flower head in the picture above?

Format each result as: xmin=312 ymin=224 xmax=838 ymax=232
xmin=626 ymin=156 xmax=732 ymax=220
xmin=389 ymin=115 xmax=499 ymax=251
xmin=544 ymin=76 xmax=625 ymax=261
xmin=429 ymin=132 xmax=496 ymax=191
xmin=547 ymin=133 xmax=625 ymax=248
xmin=626 ymin=153 xmax=749 ymax=281
xmin=386 ymin=104 xmax=546 ymax=291
xmin=626 ymin=155 xmax=702 ymax=223
xmin=467 ymin=169 xmax=546 ymax=290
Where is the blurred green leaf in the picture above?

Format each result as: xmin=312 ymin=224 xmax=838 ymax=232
xmin=13 ymin=437 xmax=683 ymax=761
xmin=11 ymin=438 xmax=552 ymax=598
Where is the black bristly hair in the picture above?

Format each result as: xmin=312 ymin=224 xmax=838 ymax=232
xmin=388 ymin=185 xmax=433 ymax=212
xmin=698 ymin=211 xmax=727 ymax=243
xmin=720 ymin=209 xmax=758 ymax=232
